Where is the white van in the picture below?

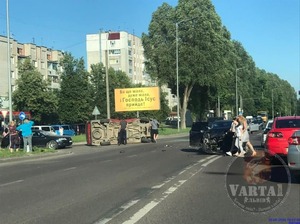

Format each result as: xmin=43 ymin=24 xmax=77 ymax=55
xmin=31 ymin=125 xmax=56 ymax=135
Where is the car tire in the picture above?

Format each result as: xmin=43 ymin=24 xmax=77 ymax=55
xmin=46 ymin=140 xmax=58 ymax=149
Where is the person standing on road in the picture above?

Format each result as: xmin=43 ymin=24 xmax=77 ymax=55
xmin=150 ymin=118 xmax=160 ymax=143
xmin=8 ymin=120 xmax=19 ymax=152
xmin=118 ymin=119 xmax=127 ymax=145
xmin=16 ymin=119 xmax=34 ymax=152
xmin=238 ymin=115 xmax=257 ymax=157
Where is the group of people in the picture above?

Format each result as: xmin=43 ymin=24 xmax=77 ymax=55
xmin=225 ymin=115 xmax=257 ymax=157
xmin=1 ymin=119 xmax=34 ymax=153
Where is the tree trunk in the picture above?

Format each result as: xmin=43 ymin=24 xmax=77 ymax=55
xmin=180 ymin=85 xmax=193 ymax=129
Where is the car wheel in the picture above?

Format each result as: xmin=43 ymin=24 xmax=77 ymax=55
xmin=46 ymin=140 xmax=58 ymax=149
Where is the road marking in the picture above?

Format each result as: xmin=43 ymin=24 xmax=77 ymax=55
xmin=97 ymin=155 xmax=220 ymax=224
xmin=96 ymin=200 xmax=140 ymax=224
xmin=0 ymin=179 xmax=24 ymax=187
xmin=123 ymin=180 xmax=188 ymax=224
xmin=202 ymin=156 xmax=221 ymax=167
xmin=63 ymin=167 xmax=76 ymax=171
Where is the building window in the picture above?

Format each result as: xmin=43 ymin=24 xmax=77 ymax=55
xmin=109 ymin=49 xmax=120 ymax=55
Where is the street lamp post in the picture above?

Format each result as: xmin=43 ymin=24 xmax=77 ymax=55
xmin=176 ymin=17 xmax=197 ymax=131
xmin=235 ymin=67 xmax=244 ymax=116
xmin=6 ymin=0 xmax=12 ymax=123
xmin=176 ymin=22 xmax=179 ymax=131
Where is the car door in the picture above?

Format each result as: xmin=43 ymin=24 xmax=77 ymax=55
xmin=32 ymin=131 xmax=47 ymax=147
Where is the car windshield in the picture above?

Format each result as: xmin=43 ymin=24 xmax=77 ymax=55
xmin=212 ymin=121 xmax=231 ymax=129
xmin=191 ymin=122 xmax=208 ymax=131
xmin=275 ymin=119 xmax=300 ymax=128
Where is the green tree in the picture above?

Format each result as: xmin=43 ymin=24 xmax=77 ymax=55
xmin=13 ymin=59 xmax=58 ymax=123
xmin=58 ymin=53 xmax=93 ymax=123
xmin=142 ymin=0 xmax=234 ymax=128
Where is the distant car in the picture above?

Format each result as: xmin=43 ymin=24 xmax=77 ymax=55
xmin=32 ymin=125 xmax=56 ymax=135
xmin=247 ymin=118 xmax=260 ymax=134
xmin=189 ymin=121 xmax=209 ymax=148
xmin=287 ymin=130 xmax=300 ymax=178
xmin=1 ymin=130 xmax=72 ymax=149
xmin=260 ymin=120 xmax=273 ymax=147
xmin=265 ymin=116 xmax=300 ymax=161
xmin=51 ymin=124 xmax=76 ymax=136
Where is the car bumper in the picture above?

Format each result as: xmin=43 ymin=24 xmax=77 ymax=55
xmin=287 ymin=146 xmax=300 ymax=171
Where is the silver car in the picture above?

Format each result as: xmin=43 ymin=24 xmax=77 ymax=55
xmin=247 ymin=118 xmax=261 ymax=134
xmin=287 ymin=129 xmax=300 ymax=178
xmin=260 ymin=120 xmax=273 ymax=147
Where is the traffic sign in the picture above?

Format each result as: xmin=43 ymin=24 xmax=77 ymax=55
xmin=92 ymin=106 xmax=100 ymax=115
xmin=19 ymin=111 xmax=26 ymax=121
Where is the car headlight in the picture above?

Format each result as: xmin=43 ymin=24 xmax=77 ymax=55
xmin=57 ymin=138 xmax=67 ymax=142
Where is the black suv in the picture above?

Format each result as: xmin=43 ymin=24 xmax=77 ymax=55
xmin=190 ymin=120 xmax=232 ymax=152
xmin=189 ymin=121 xmax=209 ymax=148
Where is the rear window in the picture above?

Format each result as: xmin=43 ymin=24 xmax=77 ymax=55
xmin=191 ymin=122 xmax=208 ymax=131
xmin=275 ymin=119 xmax=300 ymax=128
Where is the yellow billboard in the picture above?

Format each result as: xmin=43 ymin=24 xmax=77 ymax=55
xmin=114 ymin=87 xmax=160 ymax=112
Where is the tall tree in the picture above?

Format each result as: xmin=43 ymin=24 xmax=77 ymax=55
xmin=58 ymin=53 xmax=93 ymax=123
xmin=13 ymin=59 xmax=58 ymax=123
xmin=142 ymin=0 xmax=233 ymax=128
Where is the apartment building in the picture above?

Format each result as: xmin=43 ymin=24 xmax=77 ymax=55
xmin=86 ymin=31 xmax=154 ymax=85
xmin=0 ymin=35 xmax=64 ymax=109
xmin=86 ymin=31 xmax=177 ymax=110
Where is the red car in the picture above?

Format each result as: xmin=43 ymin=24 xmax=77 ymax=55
xmin=265 ymin=116 xmax=300 ymax=159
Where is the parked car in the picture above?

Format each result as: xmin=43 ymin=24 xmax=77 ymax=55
xmin=265 ymin=116 xmax=300 ymax=161
xmin=51 ymin=124 xmax=76 ymax=136
xmin=287 ymin=130 xmax=300 ymax=178
xmin=32 ymin=125 xmax=56 ymax=135
xmin=200 ymin=120 xmax=232 ymax=152
xmin=260 ymin=119 xmax=273 ymax=147
xmin=1 ymin=130 xmax=72 ymax=149
xmin=189 ymin=121 xmax=209 ymax=148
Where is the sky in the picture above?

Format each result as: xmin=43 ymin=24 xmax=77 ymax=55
xmin=0 ymin=0 xmax=299 ymax=93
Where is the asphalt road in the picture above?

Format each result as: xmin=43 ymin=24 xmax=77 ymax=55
xmin=0 ymin=131 xmax=299 ymax=224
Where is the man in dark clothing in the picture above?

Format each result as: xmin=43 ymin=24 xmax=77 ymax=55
xmin=118 ymin=119 xmax=127 ymax=145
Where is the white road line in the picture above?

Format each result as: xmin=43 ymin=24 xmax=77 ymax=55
xmin=95 ymin=155 xmax=219 ymax=224
xmin=96 ymin=200 xmax=140 ymax=224
xmin=202 ymin=156 xmax=221 ymax=167
xmin=62 ymin=167 xmax=76 ymax=171
xmin=123 ymin=180 xmax=187 ymax=224
xmin=0 ymin=179 xmax=24 ymax=187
